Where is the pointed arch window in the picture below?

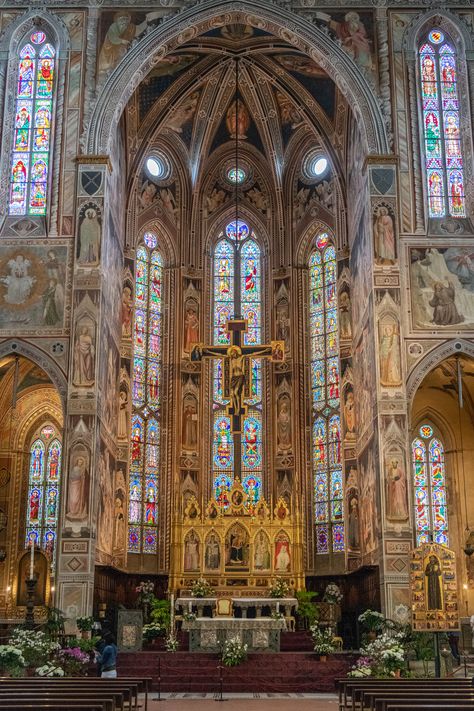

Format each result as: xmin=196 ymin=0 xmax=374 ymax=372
xmin=309 ymin=232 xmax=344 ymax=554
xmin=419 ymin=29 xmax=465 ymax=218
xmin=25 ymin=423 xmax=62 ymax=567
xmin=412 ymin=424 xmax=448 ymax=546
xmin=212 ymin=220 xmax=263 ymax=509
xmin=128 ymin=231 xmax=163 ymax=554
xmin=9 ymin=30 xmax=56 ymax=216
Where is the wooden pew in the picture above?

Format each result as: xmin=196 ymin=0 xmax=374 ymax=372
xmin=363 ymin=690 xmax=474 ymax=711
xmin=384 ymin=706 xmax=474 ymax=711
xmin=0 ymin=704 xmax=107 ymax=711
xmin=0 ymin=677 xmax=147 ymax=711
xmin=0 ymin=692 xmax=120 ymax=711
xmin=338 ymin=678 xmax=473 ymax=711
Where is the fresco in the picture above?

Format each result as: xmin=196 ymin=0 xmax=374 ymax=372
xmin=0 ymin=244 xmax=67 ymax=331
xmin=410 ymin=247 xmax=474 ymax=329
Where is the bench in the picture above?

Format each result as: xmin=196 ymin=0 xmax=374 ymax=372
xmin=337 ymin=678 xmax=474 ymax=711
xmin=365 ymin=690 xmax=474 ymax=711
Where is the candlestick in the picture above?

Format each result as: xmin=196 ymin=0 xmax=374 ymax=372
xmin=29 ymin=540 xmax=34 ymax=580
xmin=170 ymin=592 xmax=175 ymax=630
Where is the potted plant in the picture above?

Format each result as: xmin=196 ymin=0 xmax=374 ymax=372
xmin=295 ymin=589 xmax=319 ymax=630
xmin=151 ymin=598 xmax=171 ymax=629
xmin=165 ymin=633 xmax=179 ymax=652
xmin=57 ymin=647 xmax=90 ymax=676
xmin=8 ymin=628 xmax=59 ymax=670
xmin=190 ymin=578 xmax=214 ymax=598
xmin=75 ymin=615 xmax=95 ymax=638
xmin=310 ymin=624 xmax=336 ymax=662
xmin=269 ymin=577 xmax=290 ymax=598
xmin=143 ymin=622 xmax=165 ymax=646
xmin=358 ymin=609 xmax=386 ymax=640
xmin=221 ymin=637 xmax=248 ymax=666
xmin=0 ymin=645 xmax=26 ymax=677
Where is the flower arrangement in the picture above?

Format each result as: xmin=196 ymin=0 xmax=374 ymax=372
xmin=271 ymin=610 xmax=285 ymax=621
xmin=165 ymin=634 xmax=179 ymax=652
xmin=190 ymin=578 xmax=214 ymax=598
xmin=347 ymin=656 xmax=374 ymax=678
xmin=358 ymin=609 xmax=387 ymax=633
xmin=135 ymin=580 xmax=155 ymax=606
xmin=269 ymin=577 xmax=290 ymax=598
xmin=36 ymin=662 xmax=65 ymax=677
xmin=348 ymin=630 xmax=407 ymax=678
xmin=323 ymin=583 xmax=343 ymax=605
xmin=221 ymin=637 xmax=248 ymax=667
xmin=183 ymin=611 xmax=196 ymax=622
xmin=0 ymin=645 xmax=26 ymax=676
xmin=9 ymin=628 xmax=59 ymax=668
xmin=310 ymin=625 xmax=337 ymax=656
xmin=58 ymin=647 xmax=90 ymax=676
xmin=75 ymin=615 xmax=95 ymax=632
xmin=143 ymin=622 xmax=164 ymax=641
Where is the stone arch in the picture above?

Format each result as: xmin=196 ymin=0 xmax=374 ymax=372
xmin=406 ymin=339 xmax=474 ymax=404
xmin=0 ymin=341 xmax=67 ymax=407
xmin=296 ymin=220 xmax=336 ymax=265
xmin=85 ymin=1 xmax=389 ymax=156
xmin=402 ymin=9 xmax=473 ymax=53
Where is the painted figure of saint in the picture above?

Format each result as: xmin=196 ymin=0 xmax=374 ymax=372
xmin=73 ymin=325 xmax=95 ymax=386
xmin=184 ymin=305 xmax=199 ymax=353
xmin=386 ymin=458 xmax=408 ymax=521
xmin=78 ymin=208 xmax=101 ymax=264
xmin=29 ymin=489 xmax=40 ymax=522
xmin=1 ymin=255 xmax=36 ymax=305
xmin=425 ymin=554 xmax=443 ymax=610
xmin=66 ymin=455 xmax=88 ymax=521
xmin=429 ymin=281 xmax=464 ymax=326
xmin=275 ymin=538 xmax=291 ymax=572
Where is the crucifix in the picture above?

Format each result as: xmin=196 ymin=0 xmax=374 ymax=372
xmin=191 ymin=319 xmax=284 ymax=434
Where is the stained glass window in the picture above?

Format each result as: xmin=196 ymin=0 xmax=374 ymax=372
xmin=128 ymin=231 xmax=163 ymax=554
xmin=419 ymin=30 xmax=465 ymax=218
xmin=412 ymin=424 xmax=448 ymax=546
xmin=309 ymin=232 xmax=343 ymax=553
xmin=212 ymin=221 xmax=263 ymax=509
xmin=9 ymin=31 xmax=56 ymax=217
xmin=25 ymin=423 xmax=62 ymax=568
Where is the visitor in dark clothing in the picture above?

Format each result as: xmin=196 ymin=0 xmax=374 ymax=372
xmin=99 ymin=632 xmax=118 ymax=678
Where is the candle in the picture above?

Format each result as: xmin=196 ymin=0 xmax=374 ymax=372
xmin=276 ymin=602 xmax=280 ymax=614
xmin=29 ymin=540 xmax=34 ymax=580
xmin=170 ymin=593 xmax=175 ymax=629
xmin=188 ymin=600 xmax=192 ymax=613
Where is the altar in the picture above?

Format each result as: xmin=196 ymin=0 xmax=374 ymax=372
xmin=183 ymin=616 xmax=287 ymax=652
xmin=176 ymin=596 xmax=297 ymax=619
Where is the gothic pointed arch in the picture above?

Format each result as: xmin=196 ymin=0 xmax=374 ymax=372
xmin=85 ymin=2 xmax=389 ymax=156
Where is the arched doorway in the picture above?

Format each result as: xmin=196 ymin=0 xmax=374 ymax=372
xmin=0 ymin=355 xmax=64 ymax=616
xmin=411 ymin=353 xmax=474 ymax=614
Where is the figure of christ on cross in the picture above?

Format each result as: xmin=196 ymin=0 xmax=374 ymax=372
xmin=191 ymin=319 xmax=284 ymax=433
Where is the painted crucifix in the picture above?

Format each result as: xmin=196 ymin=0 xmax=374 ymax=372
xmin=191 ymin=319 xmax=284 ymax=433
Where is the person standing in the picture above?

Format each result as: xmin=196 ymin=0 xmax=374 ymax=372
xmin=100 ymin=632 xmax=118 ymax=678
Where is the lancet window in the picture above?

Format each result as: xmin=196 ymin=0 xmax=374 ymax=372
xmin=212 ymin=220 xmax=263 ymax=509
xmin=128 ymin=231 xmax=163 ymax=554
xmin=419 ymin=29 xmax=465 ymax=218
xmin=309 ymin=232 xmax=344 ymax=554
xmin=412 ymin=424 xmax=449 ymax=546
xmin=9 ymin=30 xmax=56 ymax=217
xmin=25 ymin=423 xmax=62 ymax=567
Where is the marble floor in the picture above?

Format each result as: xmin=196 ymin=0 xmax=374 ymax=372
xmin=147 ymin=693 xmax=339 ymax=710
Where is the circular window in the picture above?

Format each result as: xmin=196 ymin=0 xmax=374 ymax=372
xmin=31 ymin=31 xmax=46 ymax=45
xmin=429 ymin=30 xmax=444 ymax=45
xmin=144 ymin=152 xmax=171 ymax=183
xmin=303 ymin=151 xmax=330 ymax=182
xmin=226 ymin=167 xmax=247 ymax=185
xmin=146 ymin=157 xmax=165 ymax=179
xmin=144 ymin=231 xmax=158 ymax=249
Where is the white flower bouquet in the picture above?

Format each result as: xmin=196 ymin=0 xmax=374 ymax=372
xmin=221 ymin=637 xmax=248 ymax=667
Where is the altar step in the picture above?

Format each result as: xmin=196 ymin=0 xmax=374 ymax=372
xmin=280 ymin=630 xmax=315 ymax=652
xmin=118 ymin=651 xmax=352 ymax=693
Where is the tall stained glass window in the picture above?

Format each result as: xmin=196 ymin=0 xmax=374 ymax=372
xmin=25 ymin=423 xmax=62 ymax=567
xmin=419 ymin=29 xmax=465 ymax=218
xmin=128 ymin=231 xmax=163 ymax=554
xmin=212 ymin=220 xmax=263 ymax=509
xmin=412 ymin=424 xmax=448 ymax=546
xmin=309 ymin=232 xmax=344 ymax=554
xmin=9 ymin=30 xmax=56 ymax=216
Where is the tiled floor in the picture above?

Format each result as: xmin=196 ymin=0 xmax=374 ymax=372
xmin=147 ymin=693 xmax=339 ymax=710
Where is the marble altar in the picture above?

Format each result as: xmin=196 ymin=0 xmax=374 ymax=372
xmin=176 ymin=596 xmax=298 ymax=618
xmin=183 ymin=616 xmax=286 ymax=652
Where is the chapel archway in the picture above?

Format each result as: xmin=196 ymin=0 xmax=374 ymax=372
xmin=411 ymin=353 xmax=474 ymax=616
xmin=0 ymin=354 xmax=63 ymax=616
